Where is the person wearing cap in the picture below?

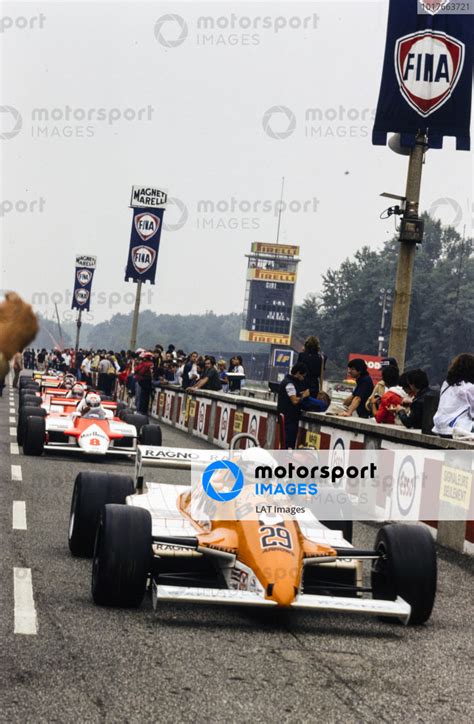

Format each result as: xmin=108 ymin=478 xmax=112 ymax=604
xmin=339 ymin=358 xmax=374 ymax=418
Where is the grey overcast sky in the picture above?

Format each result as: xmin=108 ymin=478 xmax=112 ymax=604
xmin=1 ymin=0 xmax=472 ymax=324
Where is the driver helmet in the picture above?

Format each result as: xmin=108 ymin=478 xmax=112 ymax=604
xmin=85 ymin=392 xmax=101 ymax=408
xmin=71 ymin=383 xmax=84 ymax=398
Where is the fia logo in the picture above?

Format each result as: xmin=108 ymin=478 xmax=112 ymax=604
xmin=132 ymin=245 xmax=156 ymax=274
xmin=395 ymin=31 xmax=465 ymax=117
xmin=134 ymin=212 xmax=160 ymax=242
xmin=75 ymin=288 xmax=90 ymax=305
xmin=76 ymin=269 xmax=93 ymax=287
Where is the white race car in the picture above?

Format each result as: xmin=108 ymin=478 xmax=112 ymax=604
xmin=68 ymin=434 xmax=437 ymax=625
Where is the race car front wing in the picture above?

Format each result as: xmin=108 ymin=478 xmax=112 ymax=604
xmin=152 ymin=583 xmax=411 ymax=623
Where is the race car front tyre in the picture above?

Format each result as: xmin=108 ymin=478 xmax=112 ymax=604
xmin=19 ymin=394 xmax=41 ymax=409
xmin=17 ymin=406 xmax=47 ymax=446
xmin=19 ymin=377 xmax=37 ymax=390
xmin=23 ymin=416 xmax=45 ymax=456
xmin=120 ymin=412 xmax=149 ymax=433
xmin=139 ymin=424 xmax=162 ymax=447
xmin=92 ymin=504 xmax=152 ymax=608
xmin=371 ymin=523 xmax=437 ymax=625
xmin=68 ymin=472 xmax=135 ymax=557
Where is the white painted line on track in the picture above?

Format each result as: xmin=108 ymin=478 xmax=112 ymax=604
xmin=11 ymin=465 xmax=22 ymax=481
xmin=10 ymin=443 xmax=19 ymax=455
xmin=9 ymin=427 xmax=16 ymax=436
xmin=13 ymin=568 xmax=38 ymax=635
xmin=9 ymin=416 xmax=16 ymax=424
xmin=12 ymin=501 xmax=27 ymax=530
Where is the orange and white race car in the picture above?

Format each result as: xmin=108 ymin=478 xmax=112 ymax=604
xmin=68 ymin=435 xmax=437 ymax=625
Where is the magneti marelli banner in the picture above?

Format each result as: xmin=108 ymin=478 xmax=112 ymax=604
xmin=71 ymin=255 xmax=97 ymax=311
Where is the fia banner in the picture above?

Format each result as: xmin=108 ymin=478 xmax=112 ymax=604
xmin=71 ymin=255 xmax=96 ymax=311
xmin=372 ymin=1 xmax=473 ymax=150
xmin=124 ymin=207 xmax=165 ymax=284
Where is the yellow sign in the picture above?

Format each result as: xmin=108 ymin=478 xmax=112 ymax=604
xmin=184 ymin=396 xmax=196 ymax=424
xmin=240 ymin=330 xmax=291 ymax=345
xmin=233 ymin=412 xmax=244 ymax=434
xmin=251 ymin=242 xmax=300 ymax=257
xmin=248 ymin=268 xmax=297 ymax=283
xmin=305 ymin=432 xmax=321 ymax=449
xmin=439 ymin=466 xmax=472 ymax=510
xmin=159 ymin=392 xmax=165 ymax=412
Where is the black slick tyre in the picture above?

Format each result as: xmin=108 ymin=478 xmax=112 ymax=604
xmin=68 ymin=472 xmax=135 ymax=557
xmin=371 ymin=523 xmax=437 ymax=625
xmin=92 ymin=504 xmax=152 ymax=608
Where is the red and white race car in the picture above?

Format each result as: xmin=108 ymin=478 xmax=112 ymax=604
xmin=17 ymin=377 xmax=161 ymax=457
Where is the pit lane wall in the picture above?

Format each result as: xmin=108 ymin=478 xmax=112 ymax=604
xmin=149 ymin=386 xmax=474 ymax=556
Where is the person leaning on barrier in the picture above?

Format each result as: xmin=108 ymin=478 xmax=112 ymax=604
xmin=0 ymin=293 xmax=38 ymax=394
xmin=187 ymin=356 xmax=222 ymax=392
xmin=338 ymin=358 xmax=374 ymax=418
xmin=391 ymin=369 xmax=431 ymax=430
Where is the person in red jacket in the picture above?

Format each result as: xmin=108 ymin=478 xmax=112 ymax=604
xmin=134 ymin=351 xmax=154 ymax=414
xmin=375 ymin=365 xmax=406 ymax=424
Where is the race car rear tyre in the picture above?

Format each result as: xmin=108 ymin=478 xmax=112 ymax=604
xmin=120 ymin=412 xmax=149 ymax=433
xmin=68 ymin=472 xmax=135 ymax=557
xmin=17 ymin=406 xmax=47 ymax=446
xmin=139 ymin=424 xmax=162 ymax=447
xmin=23 ymin=415 xmax=45 ymax=456
xmin=371 ymin=523 xmax=437 ymax=625
xmin=92 ymin=504 xmax=151 ymax=608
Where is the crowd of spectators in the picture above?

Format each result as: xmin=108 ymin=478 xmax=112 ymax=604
xmin=275 ymin=336 xmax=474 ymax=447
xmin=18 ymin=339 xmax=474 ymax=443
xmin=20 ymin=344 xmax=246 ymax=415
xmin=337 ymin=352 xmax=474 ymax=440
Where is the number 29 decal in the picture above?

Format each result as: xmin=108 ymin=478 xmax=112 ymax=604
xmin=259 ymin=525 xmax=293 ymax=550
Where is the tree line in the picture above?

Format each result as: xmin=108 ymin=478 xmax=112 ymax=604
xmin=32 ymin=214 xmax=472 ymax=385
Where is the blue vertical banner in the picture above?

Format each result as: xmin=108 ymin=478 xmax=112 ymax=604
xmin=71 ymin=255 xmax=96 ymax=311
xmin=124 ymin=206 xmax=165 ymax=283
xmin=372 ymin=1 xmax=473 ymax=150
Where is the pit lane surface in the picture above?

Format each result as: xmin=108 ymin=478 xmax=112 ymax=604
xmin=1 ymin=382 xmax=473 ymax=723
